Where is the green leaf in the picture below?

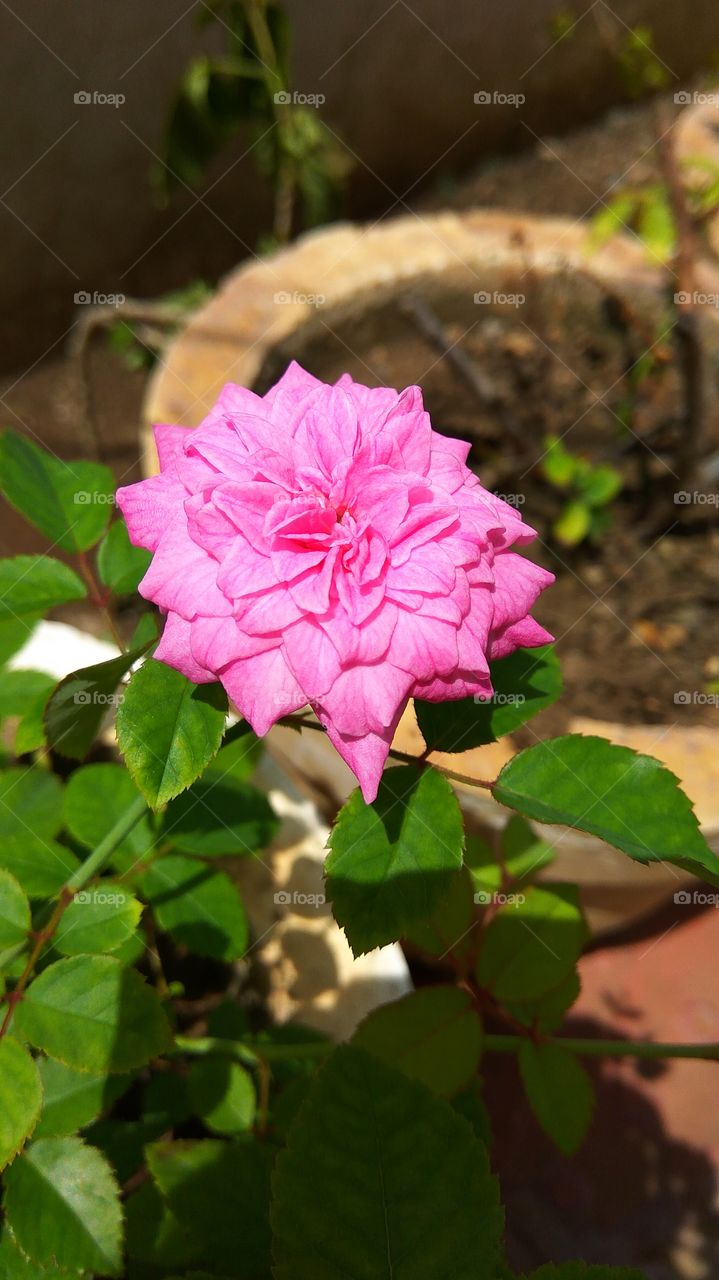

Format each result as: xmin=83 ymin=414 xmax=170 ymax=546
xmin=403 ymin=866 xmax=476 ymax=959
xmin=14 ymin=696 xmax=49 ymax=755
xmin=353 ymin=986 xmax=482 ymax=1097
xmin=147 ymin=1138 xmax=273 ymax=1276
xmin=501 ymin=814 xmax=556 ymax=882
xmin=476 ymin=885 xmax=585 ymax=1003
xmin=117 ymin=660 xmax=227 ymax=808
xmin=44 ymin=647 xmax=145 ymax=761
xmin=415 ymin=645 xmax=562 ymax=752
xmin=14 ymin=954 xmax=172 ymax=1073
xmin=140 ymin=854 xmax=248 ymax=962
xmin=35 ymin=1059 xmax=130 ymax=1139
xmin=272 ymin=1045 xmax=503 ymax=1279
xmin=63 ymin=763 xmax=155 ymax=875
xmin=508 ymin=969 xmax=581 ymax=1032
xmin=326 ymin=766 xmax=464 ymax=955
xmin=0 ymin=768 xmax=63 ymax=840
xmin=130 ymin=609 xmax=160 ymax=650
xmin=0 ymin=431 xmax=115 ymax=553
xmin=554 ymin=499 xmax=592 ymax=547
xmin=2 ymin=1136 xmax=123 ymax=1274
xmin=0 ymin=868 xmax=31 ymax=950
xmin=0 ymin=1227 xmax=70 ymax=1278
xmin=541 ymin=434 xmax=576 ymax=488
xmin=125 ymin=1180 xmax=201 ymax=1268
xmin=0 ymin=833 xmax=79 ymax=899
xmin=0 ymin=557 xmax=86 ymax=620
xmin=188 ymin=1058 xmax=256 ymax=1134
xmin=518 ymin=1041 xmax=595 ymax=1155
xmin=0 ymin=617 xmax=38 ymax=667
xmin=0 ymin=670 xmax=55 ymax=718
xmin=493 ymin=734 xmax=719 ymax=882
xmin=587 ymin=191 xmax=639 ymax=250
xmin=577 ymin=463 xmax=622 ymax=507
xmin=465 ymin=833 xmax=502 ymax=897
xmin=0 ymin=1038 xmax=42 ymax=1170
xmin=161 ymin=774 xmax=277 ymax=856
xmin=637 ymin=187 xmax=675 ymax=261
xmin=214 ymin=722 xmax=264 ymax=780
xmin=97 ymin=520 xmax=152 ymax=595
xmin=88 ymin=1115 xmax=166 ymax=1184
xmin=53 ymin=884 xmax=143 ymax=956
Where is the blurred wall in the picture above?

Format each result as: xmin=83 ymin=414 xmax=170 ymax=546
xmin=2 ymin=0 xmax=719 ymax=368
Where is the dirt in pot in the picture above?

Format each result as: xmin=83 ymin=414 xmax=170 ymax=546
xmin=253 ymin=269 xmax=719 ymax=733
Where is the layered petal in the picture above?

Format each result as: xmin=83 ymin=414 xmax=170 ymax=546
xmin=119 ymin=362 xmax=554 ymax=803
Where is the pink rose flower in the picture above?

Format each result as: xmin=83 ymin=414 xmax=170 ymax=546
xmin=117 ymin=363 xmax=553 ymax=802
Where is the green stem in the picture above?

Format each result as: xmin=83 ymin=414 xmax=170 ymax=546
xmin=484 ymin=1033 xmax=719 ymax=1061
xmin=64 ymin=795 xmax=148 ymax=891
xmin=77 ymin=550 xmax=126 ymax=653
xmin=0 ymin=793 xmax=149 ymax=1037
xmin=173 ymin=1033 xmax=332 ymax=1067
xmin=243 ymin=0 xmax=296 ymax=243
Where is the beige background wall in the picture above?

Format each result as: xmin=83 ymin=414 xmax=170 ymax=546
xmin=2 ymin=0 xmax=719 ymax=367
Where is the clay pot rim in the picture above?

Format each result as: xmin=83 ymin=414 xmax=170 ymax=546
xmin=143 ymin=207 xmax=719 ymax=843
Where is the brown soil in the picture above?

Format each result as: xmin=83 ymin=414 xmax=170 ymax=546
xmin=254 ymin=269 xmax=719 ymax=734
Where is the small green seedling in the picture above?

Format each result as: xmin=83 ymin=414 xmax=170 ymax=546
xmin=541 ymin=434 xmax=623 ymax=547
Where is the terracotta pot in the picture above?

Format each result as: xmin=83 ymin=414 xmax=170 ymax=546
xmin=143 ymin=206 xmax=719 ymax=935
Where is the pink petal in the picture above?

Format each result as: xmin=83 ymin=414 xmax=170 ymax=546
xmin=387 ymin=609 xmax=459 ymax=682
xmin=319 ymin=719 xmax=398 ymax=804
xmin=116 ymin=475 xmax=184 ymax=553
xmin=217 ymin=538 xmax=278 ymax=599
xmin=221 ymin=647 xmax=306 ymax=735
xmin=154 ymin=612 xmax=216 ymax=684
xmin=190 ymin=614 xmax=276 ymax=672
xmin=490 ymin=616 xmax=554 ymax=660
xmin=138 ymin=512 xmax=231 ymax=620
xmin=490 ymin=553 xmax=555 ymax=634
xmin=282 ymin=619 xmax=343 ymax=698
xmin=262 ymin=360 xmax=324 ymax=408
xmin=153 ymin=424 xmax=190 ymax=472
xmin=316 ymin=662 xmax=413 ymax=737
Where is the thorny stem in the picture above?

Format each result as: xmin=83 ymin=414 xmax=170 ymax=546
xmin=281 ymin=714 xmax=496 ymax=791
xmin=77 ymin=550 xmax=127 ymax=652
xmin=173 ymin=1030 xmax=719 ymax=1066
xmin=0 ymin=794 xmax=148 ymax=1037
